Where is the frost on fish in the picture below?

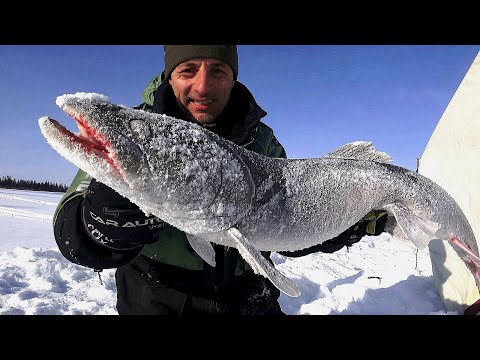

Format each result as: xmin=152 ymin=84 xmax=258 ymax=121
xmin=40 ymin=93 xmax=255 ymax=235
xmin=39 ymin=92 xmax=480 ymax=297
xmin=56 ymin=92 xmax=110 ymax=107
xmin=141 ymin=120 xmax=255 ymax=233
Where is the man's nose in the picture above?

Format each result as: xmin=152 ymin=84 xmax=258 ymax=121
xmin=193 ymin=69 xmax=212 ymax=95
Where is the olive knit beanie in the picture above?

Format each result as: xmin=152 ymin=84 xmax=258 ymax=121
xmin=163 ymin=45 xmax=238 ymax=80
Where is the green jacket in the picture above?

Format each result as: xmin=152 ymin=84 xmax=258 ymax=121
xmin=53 ymin=75 xmax=286 ymax=276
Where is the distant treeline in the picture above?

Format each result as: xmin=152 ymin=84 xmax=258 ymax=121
xmin=0 ymin=175 xmax=68 ymax=193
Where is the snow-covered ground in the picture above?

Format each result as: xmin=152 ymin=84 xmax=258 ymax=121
xmin=0 ymin=188 xmax=450 ymax=315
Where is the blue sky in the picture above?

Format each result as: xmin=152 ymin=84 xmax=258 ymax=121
xmin=1 ymin=45 xmax=479 ymax=186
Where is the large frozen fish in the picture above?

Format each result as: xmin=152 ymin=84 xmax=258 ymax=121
xmin=38 ymin=92 xmax=480 ymax=297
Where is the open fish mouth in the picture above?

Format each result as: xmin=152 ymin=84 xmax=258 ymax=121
xmin=65 ymin=111 xmax=109 ymax=153
xmin=38 ymin=113 xmax=124 ymax=180
xmin=52 ymin=113 xmax=115 ymax=162
xmin=38 ymin=92 xmax=135 ymax=180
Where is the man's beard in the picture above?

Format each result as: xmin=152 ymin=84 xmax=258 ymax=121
xmin=179 ymin=102 xmax=217 ymax=126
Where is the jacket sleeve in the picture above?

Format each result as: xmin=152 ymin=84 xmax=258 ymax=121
xmin=52 ymin=170 xmax=144 ymax=270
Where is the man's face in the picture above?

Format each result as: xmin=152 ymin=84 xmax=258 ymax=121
xmin=169 ymin=58 xmax=235 ymax=124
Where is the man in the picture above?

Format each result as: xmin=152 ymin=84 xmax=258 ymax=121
xmin=52 ymin=45 xmax=387 ymax=315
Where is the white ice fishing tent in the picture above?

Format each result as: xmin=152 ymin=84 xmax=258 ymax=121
xmin=418 ymin=50 xmax=480 ymax=314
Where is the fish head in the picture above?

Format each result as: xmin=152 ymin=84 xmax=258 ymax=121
xmin=39 ymin=92 xmax=255 ymax=234
xmin=39 ymin=93 xmax=150 ymax=191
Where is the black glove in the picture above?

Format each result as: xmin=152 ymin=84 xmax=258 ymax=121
xmin=279 ymin=210 xmax=388 ymax=257
xmin=81 ymin=179 xmax=165 ymax=251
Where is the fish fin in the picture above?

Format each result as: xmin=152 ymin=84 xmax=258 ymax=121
xmin=383 ymin=214 xmax=415 ymax=248
xmin=186 ymin=233 xmax=216 ymax=267
xmin=226 ymin=227 xmax=301 ymax=297
xmin=386 ymin=202 xmax=441 ymax=249
xmin=324 ymin=141 xmax=392 ymax=163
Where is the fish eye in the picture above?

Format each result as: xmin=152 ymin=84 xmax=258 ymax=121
xmin=129 ymin=119 xmax=151 ymax=140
